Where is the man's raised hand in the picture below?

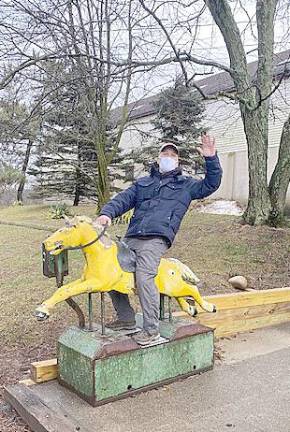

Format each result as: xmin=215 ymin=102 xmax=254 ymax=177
xmin=200 ymin=133 xmax=216 ymax=157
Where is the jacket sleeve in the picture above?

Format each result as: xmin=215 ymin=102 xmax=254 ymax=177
xmin=190 ymin=153 xmax=223 ymax=200
xmin=99 ymin=183 xmax=137 ymax=219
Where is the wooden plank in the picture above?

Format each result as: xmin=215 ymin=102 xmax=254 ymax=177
xmin=203 ymin=287 xmax=290 ymax=311
xmin=174 ymin=287 xmax=290 ymax=317
xmin=193 ymin=301 xmax=290 ymax=337
xmin=19 ymin=378 xmax=36 ymax=387
xmin=173 ymin=290 xmax=290 ymax=337
xmin=4 ymin=384 xmax=89 ymax=432
xmin=198 ymin=301 xmax=290 ymax=326
xmin=214 ymin=311 xmax=290 ymax=337
xmin=31 ymin=359 xmax=57 ymax=383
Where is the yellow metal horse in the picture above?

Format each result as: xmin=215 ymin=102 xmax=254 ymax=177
xmin=35 ymin=216 xmax=216 ymax=320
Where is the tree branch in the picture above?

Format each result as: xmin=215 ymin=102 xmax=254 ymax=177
xmin=204 ymin=0 xmax=250 ymax=94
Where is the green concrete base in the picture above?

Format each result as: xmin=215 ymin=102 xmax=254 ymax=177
xmin=57 ymin=316 xmax=214 ymax=406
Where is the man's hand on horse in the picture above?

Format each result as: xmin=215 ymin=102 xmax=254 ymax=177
xmin=93 ymin=215 xmax=112 ymax=228
xmin=198 ymin=132 xmax=216 ymax=157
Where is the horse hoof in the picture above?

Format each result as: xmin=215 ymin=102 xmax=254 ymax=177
xmin=34 ymin=311 xmax=49 ymax=321
xmin=189 ymin=305 xmax=197 ymax=317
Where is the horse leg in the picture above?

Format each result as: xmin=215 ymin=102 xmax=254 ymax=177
xmin=175 ymin=297 xmax=197 ymax=317
xmin=184 ymin=284 xmax=216 ymax=313
xmin=35 ymin=278 xmax=102 ymax=320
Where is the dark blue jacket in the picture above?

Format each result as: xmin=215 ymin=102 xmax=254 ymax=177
xmin=101 ymin=154 xmax=222 ymax=246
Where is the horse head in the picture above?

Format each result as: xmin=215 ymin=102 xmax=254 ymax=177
xmin=43 ymin=215 xmax=97 ymax=255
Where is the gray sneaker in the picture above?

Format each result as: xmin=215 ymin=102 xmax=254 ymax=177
xmin=133 ymin=330 xmax=160 ymax=346
xmin=106 ymin=319 xmax=136 ymax=331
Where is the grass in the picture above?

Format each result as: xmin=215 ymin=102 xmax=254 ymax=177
xmin=0 ymin=203 xmax=289 ymax=348
xmin=0 ymin=203 xmax=289 ymax=432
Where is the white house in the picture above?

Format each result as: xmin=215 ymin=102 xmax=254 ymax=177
xmin=113 ymin=50 xmax=290 ymax=208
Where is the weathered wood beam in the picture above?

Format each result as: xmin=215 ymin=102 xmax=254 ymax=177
xmin=4 ymin=384 xmax=89 ymax=432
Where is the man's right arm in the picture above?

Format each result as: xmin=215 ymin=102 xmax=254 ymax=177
xmin=98 ymin=183 xmax=137 ymax=221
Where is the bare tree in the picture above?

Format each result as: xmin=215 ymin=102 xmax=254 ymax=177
xmin=137 ymin=0 xmax=290 ymax=226
xmin=1 ymin=0 xmax=290 ymax=222
xmin=204 ymin=0 xmax=284 ymax=225
xmin=0 ymin=0 xmax=142 ymax=209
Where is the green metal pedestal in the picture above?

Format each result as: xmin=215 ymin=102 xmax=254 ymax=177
xmin=58 ymin=316 xmax=214 ymax=406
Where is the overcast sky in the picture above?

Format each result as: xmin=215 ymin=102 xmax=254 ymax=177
xmin=0 ymin=0 xmax=289 ymax=105
xmin=128 ymin=0 xmax=290 ymax=101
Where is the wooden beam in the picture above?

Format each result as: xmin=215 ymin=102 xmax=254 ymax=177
xmin=4 ymin=384 xmax=90 ymax=432
xmin=19 ymin=378 xmax=36 ymax=387
xmin=203 ymin=287 xmax=290 ymax=311
xmin=173 ymin=289 xmax=290 ymax=337
xmin=30 ymin=359 xmax=57 ymax=384
xmin=214 ymin=311 xmax=290 ymax=337
xmin=182 ymin=300 xmax=290 ymax=338
xmin=198 ymin=301 xmax=290 ymax=326
xmin=174 ymin=287 xmax=290 ymax=317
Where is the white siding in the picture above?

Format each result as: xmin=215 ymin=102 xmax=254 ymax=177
xmin=205 ymin=99 xmax=246 ymax=153
xmin=118 ymin=78 xmax=290 ymax=207
xmin=119 ymin=114 xmax=158 ymax=152
xmin=210 ymin=78 xmax=290 ymax=205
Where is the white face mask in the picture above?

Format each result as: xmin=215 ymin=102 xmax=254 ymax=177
xmin=159 ymin=156 xmax=178 ymax=173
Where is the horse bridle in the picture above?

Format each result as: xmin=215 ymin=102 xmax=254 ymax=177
xmin=52 ymin=223 xmax=108 ymax=253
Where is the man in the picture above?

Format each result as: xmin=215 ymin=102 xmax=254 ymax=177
xmin=95 ymin=133 xmax=222 ymax=345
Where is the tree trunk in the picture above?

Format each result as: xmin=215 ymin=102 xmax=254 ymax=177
xmin=96 ymin=146 xmax=110 ymax=211
xmin=17 ymin=139 xmax=33 ymax=202
xmin=268 ymin=114 xmax=290 ymax=226
xmin=95 ymin=131 xmax=111 ymax=212
xmin=241 ymin=0 xmax=277 ymax=225
xmin=205 ymin=0 xmax=277 ymax=226
xmin=73 ymin=180 xmax=81 ymax=206
xmin=241 ymin=106 xmax=272 ymax=225
xmin=73 ymin=193 xmax=80 ymax=206
xmin=73 ymin=145 xmax=82 ymax=206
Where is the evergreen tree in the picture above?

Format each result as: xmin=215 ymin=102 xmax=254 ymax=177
xmin=30 ymin=63 xmax=97 ymax=205
xmin=129 ymin=82 xmax=206 ymax=176
xmin=0 ymin=97 xmax=39 ymax=202
xmin=0 ymin=163 xmax=23 ymax=196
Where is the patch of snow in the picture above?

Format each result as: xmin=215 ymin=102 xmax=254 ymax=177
xmin=197 ymin=200 xmax=244 ymax=216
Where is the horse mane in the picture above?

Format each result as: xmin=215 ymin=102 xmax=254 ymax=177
xmin=70 ymin=215 xmax=114 ymax=248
